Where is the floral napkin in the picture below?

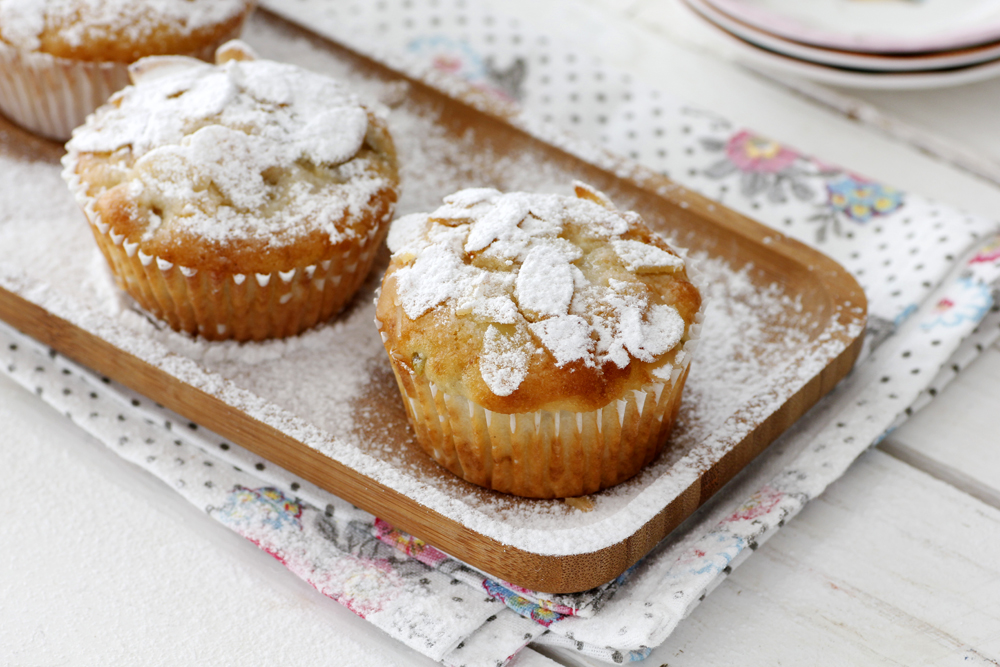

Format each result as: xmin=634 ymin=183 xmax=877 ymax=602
xmin=5 ymin=0 xmax=1000 ymax=665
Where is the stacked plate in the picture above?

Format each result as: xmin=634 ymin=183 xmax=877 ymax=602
xmin=682 ymin=0 xmax=1000 ymax=88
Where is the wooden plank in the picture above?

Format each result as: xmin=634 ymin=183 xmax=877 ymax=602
xmin=0 ymin=372 xmax=440 ymax=667
xmin=880 ymin=344 xmax=1000 ymax=511
xmin=846 ymin=82 xmax=1000 ymax=176
xmin=548 ymin=449 xmax=1000 ymax=665
xmin=511 ymin=649 xmax=567 ymax=667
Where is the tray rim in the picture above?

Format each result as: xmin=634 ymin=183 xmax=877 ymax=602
xmin=0 ymin=11 xmax=867 ymax=593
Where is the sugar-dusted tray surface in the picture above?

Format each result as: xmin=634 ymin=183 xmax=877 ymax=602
xmin=0 ymin=15 xmax=858 ymax=559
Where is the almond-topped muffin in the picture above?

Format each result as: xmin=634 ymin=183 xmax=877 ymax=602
xmin=63 ymin=41 xmax=399 ymax=341
xmin=0 ymin=0 xmax=255 ymax=140
xmin=376 ymin=184 xmax=703 ymax=498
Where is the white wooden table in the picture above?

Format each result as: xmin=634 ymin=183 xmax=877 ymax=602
xmin=3 ymin=1 xmax=1000 ymax=664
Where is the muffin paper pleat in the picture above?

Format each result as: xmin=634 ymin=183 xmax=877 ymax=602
xmin=80 ymin=207 xmax=382 ymax=341
xmin=383 ymin=350 xmax=693 ymax=499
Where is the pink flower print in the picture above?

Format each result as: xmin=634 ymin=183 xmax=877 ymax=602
xmin=725 ymin=131 xmax=799 ymax=173
xmin=935 ymin=298 xmax=955 ymax=313
xmin=338 ymin=559 xmax=401 ymax=617
xmin=373 ymin=518 xmax=449 ymax=568
xmin=703 ymin=129 xmax=816 ymax=203
xmin=970 ymin=235 xmax=1000 ymax=264
xmin=207 ymin=487 xmax=308 ymax=570
xmin=409 ymin=36 xmax=486 ymax=83
xmin=921 ymin=277 xmax=991 ymax=330
xmin=432 ymin=54 xmax=464 ymax=74
xmin=407 ymin=35 xmax=526 ymax=102
xmin=725 ymin=485 xmax=785 ymax=523
xmin=311 ymin=554 xmax=405 ymax=619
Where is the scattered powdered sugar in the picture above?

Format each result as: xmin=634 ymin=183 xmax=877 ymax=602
xmin=0 ymin=0 xmax=248 ymax=52
xmin=676 ymin=255 xmax=814 ymax=439
xmin=0 ymin=15 xmax=852 ymax=556
xmin=463 ymin=191 xmax=529 ymax=253
xmin=387 ymin=189 xmax=691 ymax=394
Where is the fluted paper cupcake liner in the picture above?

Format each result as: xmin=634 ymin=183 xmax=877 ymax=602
xmin=88 ymin=207 xmax=386 ymax=341
xmin=378 ymin=311 xmax=703 ymax=499
xmin=64 ymin=162 xmax=389 ymax=340
xmin=0 ymin=22 xmax=248 ymax=142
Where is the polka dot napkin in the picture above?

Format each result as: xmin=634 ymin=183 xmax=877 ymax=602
xmin=5 ymin=0 xmax=1000 ymax=665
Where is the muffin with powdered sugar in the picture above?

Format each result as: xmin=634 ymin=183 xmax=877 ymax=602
xmin=63 ymin=41 xmax=399 ymax=341
xmin=376 ymin=183 xmax=703 ymax=499
xmin=0 ymin=0 xmax=255 ymax=140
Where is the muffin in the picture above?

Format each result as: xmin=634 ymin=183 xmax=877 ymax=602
xmin=0 ymin=0 xmax=255 ymax=140
xmin=375 ymin=184 xmax=703 ymax=498
xmin=62 ymin=41 xmax=399 ymax=341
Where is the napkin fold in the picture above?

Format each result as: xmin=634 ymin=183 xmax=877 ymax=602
xmin=5 ymin=0 xmax=1000 ymax=665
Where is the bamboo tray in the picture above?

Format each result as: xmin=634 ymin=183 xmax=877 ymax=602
xmin=0 ymin=10 xmax=866 ymax=594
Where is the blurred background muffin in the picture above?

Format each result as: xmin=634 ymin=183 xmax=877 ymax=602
xmin=0 ymin=0 xmax=255 ymax=140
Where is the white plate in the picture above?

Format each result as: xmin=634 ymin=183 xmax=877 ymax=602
xmin=683 ymin=0 xmax=1000 ymax=89
xmin=705 ymin=0 xmax=1000 ymax=54
xmin=687 ymin=0 xmax=1000 ymax=71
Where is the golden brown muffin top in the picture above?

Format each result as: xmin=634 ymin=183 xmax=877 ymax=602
xmin=378 ymin=185 xmax=702 ymax=414
xmin=63 ymin=45 xmax=399 ymax=274
xmin=0 ymin=0 xmax=253 ymax=61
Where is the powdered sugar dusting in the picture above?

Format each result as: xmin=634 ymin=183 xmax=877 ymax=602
xmin=444 ymin=187 xmax=499 ymax=208
xmin=528 ymin=315 xmax=593 ymax=366
xmin=612 ymin=239 xmax=684 ymax=273
xmin=78 ymin=57 xmax=370 ymax=166
xmin=391 ymin=241 xmax=478 ymax=320
xmin=480 ymin=324 xmax=530 ymax=396
xmin=388 ymin=189 xmax=694 ymax=389
xmin=65 ymin=56 xmax=379 ymax=246
xmin=515 ymin=245 xmax=575 ymax=317
xmin=464 ymin=193 xmax=530 ymax=253
xmin=638 ymin=305 xmax=685 ymax=358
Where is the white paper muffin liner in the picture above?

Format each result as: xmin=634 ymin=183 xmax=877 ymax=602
xmin=0 ymin=22 xmax=248 ymax=142
xmin=0 ymin=42 xmax=128 ymax=141
xmin=63 ymin=162 xmax=390 ymax=341
xmin=376 ymin=289 xmax=706 ymax=499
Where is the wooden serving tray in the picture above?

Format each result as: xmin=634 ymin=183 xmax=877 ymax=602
xmin=0 ymin=11 xmax=865 ymax=594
